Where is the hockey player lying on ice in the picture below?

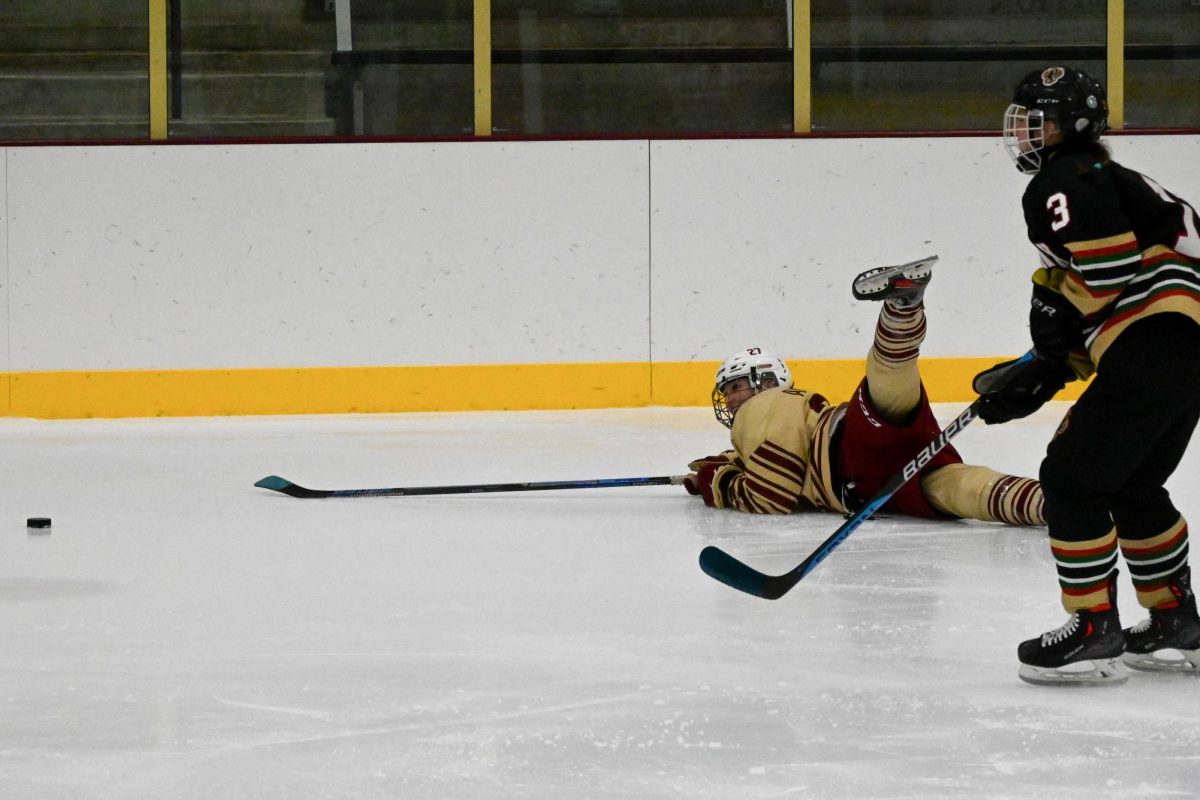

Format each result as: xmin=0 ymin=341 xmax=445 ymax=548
xmin=684 ymin=257 xmax=1044 ymax=528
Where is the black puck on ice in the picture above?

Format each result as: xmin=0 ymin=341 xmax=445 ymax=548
xmin=26 ymin=517 xmax=51 ymax=529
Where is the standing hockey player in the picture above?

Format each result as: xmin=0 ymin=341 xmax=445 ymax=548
xmin=685 ymin=256 xmax=1045 ymax=529
xmin=973 ymin=66 xmax=1200 ymax=685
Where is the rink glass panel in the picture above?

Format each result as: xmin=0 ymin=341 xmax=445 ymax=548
xmin=1124 ymin=1 xmax=1200 ymax=129
xmin=0 ymin=2 xmax=1196 ymax=142
xmin=808 ymin=0 xmax=1106 ymax=132
xmin=335 ymin=0 xmax=474 ymax=137
xmin=0 ymin=0 xmax=150 ymax=141
xmin=168 ymin=1 xmax=472 ymax=138
xmin=489 ymin=0 xmax=793 ymax=135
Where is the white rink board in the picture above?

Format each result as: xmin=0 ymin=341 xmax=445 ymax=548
xmin=4 ymin=141 xmax=650 ymax=371
xmin=2 ymin=135 xmax=1198 ymax=372
xmin=649 ymin=136 xmax=1031 ymax=360
xmin=648 ymin=135 xmax=1200 ymax=360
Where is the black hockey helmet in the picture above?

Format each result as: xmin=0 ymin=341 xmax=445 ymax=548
xmin=1003 ymin=66 xmax=1108 ymax=173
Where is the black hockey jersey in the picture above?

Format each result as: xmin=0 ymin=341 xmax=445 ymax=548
xmin=1022 ymin=149 xmax=1200 ymax=366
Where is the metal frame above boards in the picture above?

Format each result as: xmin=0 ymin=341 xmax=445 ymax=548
xmin=146 ymin=0 xmax=1194 ymax=140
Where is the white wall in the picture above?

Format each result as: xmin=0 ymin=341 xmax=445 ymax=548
xmin=5 ymin=141 xmax=649 ymax=371
xmin=651 ymin=136 xmax=1028 ymax=361
xmin=650 ymin=135 xmax=1200 ymax=361
xmin=3 ymin=134 xmax=1198 ymax=373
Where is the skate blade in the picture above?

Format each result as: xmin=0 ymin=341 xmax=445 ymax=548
xmin=852 ymin=255 xmax=937 ymax=298
xmin=1018 ymin=657 xmax=1130 ymax=687
xmin=1122 ymin=648 xmax=1200 ymax=674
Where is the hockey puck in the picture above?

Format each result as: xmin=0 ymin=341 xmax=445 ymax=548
xmin=26 ymin=517 xmax=51 ymax=529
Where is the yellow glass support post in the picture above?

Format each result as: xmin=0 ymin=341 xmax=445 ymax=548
xmin=792 ymin=0 xmax=811 ymax=133
xmin=474 ymin=0 xmax=493 ymax=136
xmin=1107 ymin=0 xmax=1125 ymax=130
xmin=148 ymin=0 xmax=168 ymax=139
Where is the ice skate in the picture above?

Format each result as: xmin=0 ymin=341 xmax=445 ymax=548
xmin=851 ymin=255 xmax=937 ymax=308
xmin=1122 ymin=567 xmax=1200 ymax=674
xmin=1017 ymin=575 xmax=1128 ymax=686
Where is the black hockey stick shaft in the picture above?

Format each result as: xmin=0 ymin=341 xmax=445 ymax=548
xmin=698 ymin=351 xmax=1033 ymax=599
xmin=255 ymin=474 xmax=686 ymax=499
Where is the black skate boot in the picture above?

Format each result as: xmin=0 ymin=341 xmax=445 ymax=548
xmin=1122 ymin=567 xmax=1200 ymax=674
xmin=1017 ymin=574 xmax=1128 ymax=686
xmin=851 ymin=255 xmax=936 ymax=308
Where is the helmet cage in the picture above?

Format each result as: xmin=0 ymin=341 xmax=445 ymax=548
xmin=1003 ymin=103 xmax=1046 ymax=175
xmin=711 ymin=349 xmax=792 ymax=428
xmin=1003 ymin=67 xmax=1108 ymax=174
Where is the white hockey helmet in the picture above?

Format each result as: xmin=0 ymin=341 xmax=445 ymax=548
xmin=712 ymin=347 xmax=792 ymax=428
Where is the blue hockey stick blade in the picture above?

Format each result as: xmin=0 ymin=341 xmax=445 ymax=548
xmin=699 ymin=545 xmax=797 ymax=600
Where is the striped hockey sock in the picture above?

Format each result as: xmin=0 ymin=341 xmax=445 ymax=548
xmin=987 ymin=475 xmax=1045 ymax=527
xmin=1120 ymin=517 xmax=1191 ymax=608
xmin=1053 ymin=528 xmax=1120 ymax=612
xmin=873 ymin=302 xmax=926 ymax=365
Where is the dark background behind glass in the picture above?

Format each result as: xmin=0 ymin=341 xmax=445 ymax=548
xmin=0 ymin=0 xmax=1194 ymax=141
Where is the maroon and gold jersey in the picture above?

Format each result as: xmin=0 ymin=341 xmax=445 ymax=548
xmin=1023 ymin=150 xmax=1200 ymax=366
xmin=709 ymin=381 xmax=1040 ymax=524
xmin=725 ymin=387 xmax=845 ymax=514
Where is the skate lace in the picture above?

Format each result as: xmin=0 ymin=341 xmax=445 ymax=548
xmin=1041 ymin=614 xmax=1080 ymax=646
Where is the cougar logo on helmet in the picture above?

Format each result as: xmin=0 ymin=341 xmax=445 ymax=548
xmin=1041 ymin=67 xmax=1066 ymax=87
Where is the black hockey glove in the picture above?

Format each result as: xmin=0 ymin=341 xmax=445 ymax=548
xmin=1029 ymin=283 xmax=1083 ymax=362
xmin=972 ymin=354 xmax=1075 ymax=425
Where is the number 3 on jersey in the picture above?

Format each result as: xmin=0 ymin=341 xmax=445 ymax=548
xmin=1046 ymin=192 xmax=1070 ymax=231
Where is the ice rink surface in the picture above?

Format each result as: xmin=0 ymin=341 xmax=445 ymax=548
xmin=3 ymin=403 xmax=1200 ymax=799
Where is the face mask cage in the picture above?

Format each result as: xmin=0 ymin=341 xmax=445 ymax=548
xmin=711 ymin=367 xmax=780 ymax=429
xmin=712 ymin=384 xmax=736 ymax=428
xmin=1003 ymin=103 xmax=1045 ymax=174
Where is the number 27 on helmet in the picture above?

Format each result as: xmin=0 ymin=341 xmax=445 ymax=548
xmin=711 ymin=347 xmax=793 ymax=428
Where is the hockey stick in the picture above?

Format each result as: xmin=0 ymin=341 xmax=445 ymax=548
xmin=255 ymin=474 xmax=686 ymax=499
xmin=698 ymin=351 xmax=1034 ymax=600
